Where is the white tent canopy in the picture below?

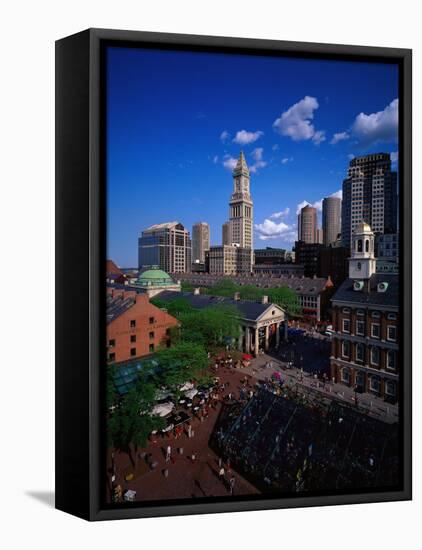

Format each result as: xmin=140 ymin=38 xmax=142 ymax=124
xmin=152 ymin=402 xmax=175 ymax=417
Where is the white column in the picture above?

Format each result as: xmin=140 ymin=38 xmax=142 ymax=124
xmin=265 ymin=325 xmax=269 ymax=351
xmin=254 ymin=328 xmax=259 ymax=357
xmin=245 ymin=327 xmax=250 ymax=353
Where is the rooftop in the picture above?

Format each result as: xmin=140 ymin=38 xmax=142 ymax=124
xmin=331 ymin=273 xmax=399 ymax=307
xmin=107 ymin=293 xmax=136 ymax=324
xmin=137 ymin=266 xmax=176 ymax=286
xmin=154 ymin=290 xmax=285 ymax=321
xmin=143 ymin=221 xmax=185 ymax=232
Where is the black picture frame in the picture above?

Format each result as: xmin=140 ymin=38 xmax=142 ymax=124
xmin=55 ymin=28 xmax=412 ymax=521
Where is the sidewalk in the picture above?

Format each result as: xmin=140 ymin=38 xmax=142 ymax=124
xmin=243 ymin=353 xmax=399 ymax=424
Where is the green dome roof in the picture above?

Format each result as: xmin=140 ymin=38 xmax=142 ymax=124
xmin=137 ymin=266 xmax=175 ymax=286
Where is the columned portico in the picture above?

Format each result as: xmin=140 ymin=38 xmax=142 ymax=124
xmin=239 ymin=303 xmax=288 ymax=356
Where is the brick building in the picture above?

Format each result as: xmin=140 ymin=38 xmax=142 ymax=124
xmin=330 ymin=223 xmax=399 ymax=402
xmin=106 ymin=289 xmax=179 ymax=364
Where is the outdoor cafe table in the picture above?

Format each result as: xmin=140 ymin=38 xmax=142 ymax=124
xmin=166 ymin=411 xmax=191 ymax=428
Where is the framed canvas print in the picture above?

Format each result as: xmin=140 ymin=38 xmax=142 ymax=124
xmin=55 ymin=28 xmax=412 ymax=521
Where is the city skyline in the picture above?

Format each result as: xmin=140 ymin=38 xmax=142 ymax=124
xmin=106 ymin=47 xmax=399 ymax=267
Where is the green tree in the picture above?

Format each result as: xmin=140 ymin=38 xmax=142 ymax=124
xmin=178 ymin=304 xmax=242 ymax=350
xmin=154 ymin=341 xmax=209 ymax=396
xmin=108 ymin=377 xmax=165 ymax=465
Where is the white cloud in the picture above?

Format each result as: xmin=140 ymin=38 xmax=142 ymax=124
xmin=220 ymin=130 xmax=230 ymax=143
xmin=249 ymin=147 xmax=267 ymax=173
xmin=281 ymin=157 xmax=293 ymax=164
xmin=312 ymin=130 xmax=326 ymax=145
xmin=273 ymin=96 xmax=325 ymax=145
xmin=254 ymin=218 xmax=296 ymax=241
xmin=222 ymin=154 xmax=237 ymax=171
xmin=330 ymin=189 xmax=343 ymax=200
xmin=330 ymin=131 xmax=350 ymax=145
xmin=251 ymin=147 xmax=264 ymax=162
xmin=232 ymin=129 xmax=264 ymax=145
xmin=390 ymin=151 xmax=398 ymax=163
xmin=270 ymin=208 xmax=290 ymax=219
xmin=213 ymin=155 xmax=219 ymax=164
xmin=348 ymin=153 xmax=355 ymax=160
xmin=351 ymin=98 xmax=398 ymax=146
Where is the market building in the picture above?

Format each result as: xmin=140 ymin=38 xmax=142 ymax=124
xmin=172 ymin=272 xmax=333 ymax=322
xmin=330 ymin=222 xmax=399 ymax=402
xmin=155 ymin=289 xmax=288 ymax=356
xmin=106 ymin=288 xmax=179 ymax=364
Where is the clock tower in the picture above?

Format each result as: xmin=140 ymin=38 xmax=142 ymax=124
xmin=229 ymin=151 xmax=254 ymax=251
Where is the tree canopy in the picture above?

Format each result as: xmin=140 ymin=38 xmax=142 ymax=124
xmin=181 ymin=278 xmax=301 ymax=316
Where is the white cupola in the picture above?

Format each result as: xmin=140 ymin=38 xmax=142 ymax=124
xmin=349 ymin=222 xmax=376 ymax=280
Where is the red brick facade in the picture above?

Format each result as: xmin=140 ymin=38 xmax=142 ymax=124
xmin=106 ymin=289 xmax=179 ymax=364
xmin=330 ymin=305 xmax=399 ymax=402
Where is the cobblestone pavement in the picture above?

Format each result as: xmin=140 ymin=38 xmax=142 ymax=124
xmin=107 ymin=366 xmax=260 ymax=503
xmin=243 ymin=347 xmax=399 ymax=424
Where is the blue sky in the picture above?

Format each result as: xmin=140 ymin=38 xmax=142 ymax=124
xmin=106 ymin=46 xmax=399 ymax=267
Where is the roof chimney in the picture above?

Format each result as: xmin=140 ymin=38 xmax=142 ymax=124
xmin=234 ymin=292 xmax=241 ymax=301
xmin=261 ymin=295 xmax=268 ymax=304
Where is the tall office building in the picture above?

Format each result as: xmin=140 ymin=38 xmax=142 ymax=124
xmin=229 ymin=151 xmax=254 ymax=250
xmin=138 ymin=221 xmax=191 ymax=273
xmin=341 ymin=153 xmax=397 ymax=249
xmin=322 ymin=196 xmax=341 ymax=246
xmin=192 ymin=222 xmax=210 ymax=263
xmin=316 ymin=227 xmax=323 ymax=244
xmin=298 ymin=205 xmax=317 ymax=243
xmin=222 ymin=221 xmax=231 ymax=245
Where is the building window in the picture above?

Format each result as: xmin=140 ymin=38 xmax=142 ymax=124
xmin=371 ymin=311 xmax=380 ymax=319
xmin=130 ymin=348 xmax=137 ymax=357
xmin=166 ymin=328 xmax=171 ymax=336
xmin=369 ymin=375 xmax=381 ymax=394
xmin=341 ymin=368 xmax=350 ymax=384
xmin=109 ymin=352 xmax=115 ymax=362
xmin=356 ymin=319 xmax=365 ymax=336
xmin=149 ymin=331 xmax=154 ymax=340
xmin=130 ymin=334 xmax=136 ymax=343
xmin=108 ymin=339 xmax=115 ymax=348
xmin=387 ymin=313 xmax=397 ymax=320
xmin=130 ymin=320 xmax=136 ymax=328
xmin=342 ymin=340 xmax=350 ymax=359
xmin=356 ymin=343 xmax=365 ymax=363
xmin=387 ymin=325 xmax=397 ymax=342
xmin=371 ymin=323 xmax=380 ymax=338
xmin=149 ymin=316 xmax=155 ymax=324
xmin=342 ymin=319 xmax=350 ymax=333
xmin=357 ymin=309 xmax=365 ymax=316
xmin=149 ymin=343 xmax=155 ymax=353
xmin=387 ymin=350 xmax=396 ymax=371
xmin=385 ymin=380 xmax=397 ymax=397
xmin=370 ymin=347 xmax=380 ymax=366
xmin=342 ymin=307 xmax=350 ymax=314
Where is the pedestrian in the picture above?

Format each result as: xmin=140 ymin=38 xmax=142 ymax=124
xmin=187 ymin=424 xmax=192 ymax=438
xmin=166 ymin=445 xmax=171 ymax=462
xmin=229 ymin=476 xmax=236 ymax=495
xmin=191 ymin=453 xmax=196 ymax=462
xmin=219 ymin=467 xmax=225 ymax=482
